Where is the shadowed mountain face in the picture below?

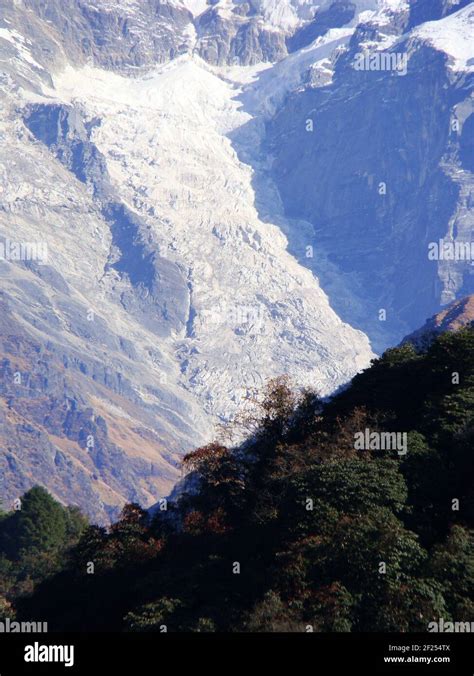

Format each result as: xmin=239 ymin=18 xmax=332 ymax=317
xmin=246 ymin=2 xmax=474 ymax=351
xmin=0 ymin=0 xmax=473 ymax=521
xmin=408 ymin=0 xmax=473 ymax=27
xmin=287 ymin=1 xmax=356 ymax=52
xmin=265 ymin=5 xmax=474 ymax=352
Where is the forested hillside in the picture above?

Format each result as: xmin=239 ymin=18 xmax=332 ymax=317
xmin=3 ymin=327 xmax=473 ymax=632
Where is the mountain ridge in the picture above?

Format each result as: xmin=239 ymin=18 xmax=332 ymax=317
xmin=401 ymin=293 xmax=474 ymax=350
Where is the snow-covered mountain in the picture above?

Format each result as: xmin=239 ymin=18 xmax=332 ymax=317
xmin=0 ymin=0 xmax=472 ymax=520
xmin=266 ymin=0 xmax=474 ymax=350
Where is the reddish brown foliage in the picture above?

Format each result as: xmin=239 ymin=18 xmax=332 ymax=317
xmin=182 ymin=443 xmax=229 ymax=473
xmin=183 ymin=510 xmax=206 ymax=535
xmin=183 ymin=508 xmax=229 ymax=536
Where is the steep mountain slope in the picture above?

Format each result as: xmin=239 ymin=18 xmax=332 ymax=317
xmin=0 ymin=0 xmax=377 ymax=520
xmin=402 ymin=293 xmax=474 ymax=349
xmin=265 ymin=1 xmax=474 ymax=351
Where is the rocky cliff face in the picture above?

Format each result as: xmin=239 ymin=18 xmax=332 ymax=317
xmin=21 ymin=0 xmax=194 ymax=71
xmin=0 ymin=0 xmax=472 ymax=521
xmin=265 ymin=2 xmax=474 ymax=351
xmin=401 ymin=294 xmax=474 ymax=350
xmin=10 ymin=0 xmax=306 ymax=71
xmin=8 ymin=0 xmax=419 ymax=71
